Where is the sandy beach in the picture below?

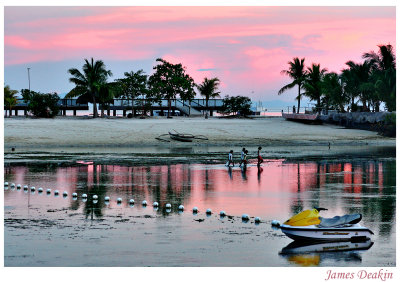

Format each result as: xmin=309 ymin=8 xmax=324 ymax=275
xmin=4 ymin=116 xmax=395 ymax=163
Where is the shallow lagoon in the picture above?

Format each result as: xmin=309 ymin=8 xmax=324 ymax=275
xmin=4 ymin=158 xmax=396 ymax=266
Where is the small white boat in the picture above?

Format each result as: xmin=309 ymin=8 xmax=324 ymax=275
xmin=280 ymin=208 xmax=374 ymax=242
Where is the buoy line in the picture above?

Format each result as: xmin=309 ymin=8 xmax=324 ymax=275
xmin=6 ymin=183 xmax=264 ymax=224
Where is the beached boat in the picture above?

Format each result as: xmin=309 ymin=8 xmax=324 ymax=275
xmin=279 ymin=208 xmax=374 ymax=242
xmin=282 ymin=112 xmax=320 ymax=123
xmin=168 ymin=131 xmax=195 ymax=142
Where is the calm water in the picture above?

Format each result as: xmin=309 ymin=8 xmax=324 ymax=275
xmin=4 ymin=159 xmax=396 ymax=266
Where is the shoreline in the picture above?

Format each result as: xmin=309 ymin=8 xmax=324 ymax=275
xmin=4 ymin=116 xmax=395 ymax=164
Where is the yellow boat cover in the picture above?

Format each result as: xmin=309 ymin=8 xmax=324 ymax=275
xmin=284 ymin=209 xmax=321 ymax=226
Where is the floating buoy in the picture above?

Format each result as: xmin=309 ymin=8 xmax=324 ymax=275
xmin=30 ymin=186 xmax=36 ymax=192
xmin=104 ymin=196 xmax=110 ymax=201
xmin=255 ymin=217 xmax=261 ymax=223
xmin=271 ymin=220 xmax=281 ymax=227
xmin=153 ymin=202 xmax=159 ymax=207
xmin=72 ymin=192 xmax=78 ymax=198
xmin=38 ymin=187 xmax=43 ymax=193
xmin=54 ymin=190 xmax=59 ymax=196
xmin=192 ymin=207 xmax=198 ymax=213
xmin=46 ymin=189 xmax=51 ymax=194
xmin=129 ymin=199 xmax=135 ymax=205
xmin=93 ymin=195 xmax=98 ymax=200
xmin=242 ymin=214 xmax=250 ymax=221
xmin=4 ymin=182 xmax=9 ymax=186
xmin=178 ymin=205 xmax=184 ymax=211
xmin=206 ymin=208 xmax=212 ymax=215
xmin=82 ymin=193 xmax=88 ymax=199
xmin=220 ymin=211 xmax=226 ymax=217
xmin=142 ymin=200 xmax=147 ymax=206
xmin=63 ymin=191 xmax=68 ymax=197
xmin=165 ymin=203 xmax=172 ymax=209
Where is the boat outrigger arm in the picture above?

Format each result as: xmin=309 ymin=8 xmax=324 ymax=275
xmin=280 ymin=208 xmax=374 ymax=242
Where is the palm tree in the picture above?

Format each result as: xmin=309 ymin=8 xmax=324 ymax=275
xmin=303 ymin=63 xmax=328 ymax=113
xmin=278 ymin=57 xmax=306 ymax=113
xmin=345 ymin=60 xmax=373 ymax=111
xmin=363 ymin=44 xmax=396 ymax=111
xmin=4 ymin=85 xmax=18 ymax=117
xmin=321 ymin=72 xmax=348 ymax=112
xmin=66 ymin=58 xmax=112 ymax=118
xmin=197 ymin=77 xmax=221 ymax=114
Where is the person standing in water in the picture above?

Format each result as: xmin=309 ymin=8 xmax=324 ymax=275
xmin=257 ymin=146 xmax=264 ymax=166
xmin=239 ymin=147 xmax=246 ymax=167
xmin=227 ymin=150 xmax=235 ymax=167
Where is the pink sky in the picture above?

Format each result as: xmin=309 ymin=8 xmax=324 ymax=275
xmin=4 ymin=6 xmax=396 ymax=103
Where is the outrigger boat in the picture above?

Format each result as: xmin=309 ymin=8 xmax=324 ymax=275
xmin=280 ymin=208 xmax=373 ymax=242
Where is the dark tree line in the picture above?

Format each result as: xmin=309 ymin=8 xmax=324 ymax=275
xmin=278 ymin=44 xmax=396 ymax=113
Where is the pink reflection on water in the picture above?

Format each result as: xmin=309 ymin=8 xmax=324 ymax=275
xmin=4 ymin=159 xmax=389 ymax=218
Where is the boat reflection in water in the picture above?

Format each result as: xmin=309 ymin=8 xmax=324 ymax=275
xmin=279 ymin=240 xmax=374 ymax=266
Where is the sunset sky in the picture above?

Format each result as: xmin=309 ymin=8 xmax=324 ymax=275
xmin=4 ymin=5 xmax=396 ymax=106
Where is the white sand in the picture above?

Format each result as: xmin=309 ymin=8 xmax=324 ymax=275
xmin=4 ymin=116 xmax=394 ymax=151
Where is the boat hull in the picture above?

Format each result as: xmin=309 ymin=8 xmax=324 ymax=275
xmin=280 ymin=224 xmax=373 ymax=242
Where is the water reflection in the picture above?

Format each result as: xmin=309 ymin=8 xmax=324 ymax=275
xmin=4 ymin=159 xmax=396 ymax=229
xmin=279 ymin=240 xmax=374 ymax=266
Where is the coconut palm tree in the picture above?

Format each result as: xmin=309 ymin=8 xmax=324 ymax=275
xmin=4 ymin=85 xmax=18 ymax=117
xmin=344 ymin=60 xmax=374 ymax=111
xmin=363 ymin=44 xmax=396 ymax=111
xmin=321 ymin=72 xmax=348 ymax=112
xmin=197 ymin=77 xmax=221 ymax=112
xmin=278 ymin=57 xmax=306 ymax=113
xmin=303 ymin=63 xmax=328 ymax=113
xmin=66 ymin=58 xmax=112 ymax=118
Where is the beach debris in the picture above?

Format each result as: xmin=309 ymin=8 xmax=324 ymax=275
xmin=82 ymin=193 xmax=88 ymax=199
xmin=30 ymin=186 xmax=36 ymax=192
xmin=242 ymin=214 xmax=250 ymax=222
xmin=165 ymin=203 xmax=172 ymax=209
xmin=142 ymin=200 xmax=148 ymax=206
xmin=254 ymin=217 xmax=261 ymax=224
xmin=129 ymin=199 xmax=135 ymax=205
xmin=178 ymin=205 xmax=184 ymax=211
xmin=93 ymin=195 xmax=98 ymax=200
xmin=192 ymin=207 xmax=198 ymax=214
xmin=153 ymin=202 xmax=159 ymax=207
xmin=63 ymin=191 xmax=68 ymax=197
xmin=271 ymin=220 xmax=281 ymax=227
xmin=156 ymin=130 xmax=208 ymax=143
xmin=220 ymin=211 xmax=226 ymax=217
